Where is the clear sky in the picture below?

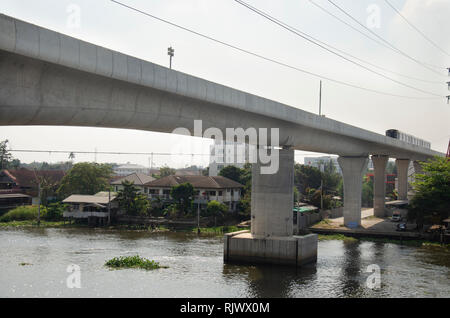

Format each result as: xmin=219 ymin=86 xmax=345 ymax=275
xmin=0 ymin=0 xmax=449 ymax=168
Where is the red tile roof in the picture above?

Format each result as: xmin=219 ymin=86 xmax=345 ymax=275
xmin=0 ymin=169 xmax=65 ymax=189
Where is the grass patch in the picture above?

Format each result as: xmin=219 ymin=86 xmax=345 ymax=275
xmin=318 ymin=234 xmax=358 ymax=242
xmin=0 ymin=205 xmax=46 ymax=222
xmin=0 ymin=220 xmax=85 ymax=228
xmin=317 ymin=219 xmax=332 ymax=225
xmin=318 ymin=233 xmax=450 ymax=250
xmin=105 ymin=255 xmax=167 ymax=270
xmin=192 ymin=225 xmax=248 ymax=234
xmin=359 ymin=236 xmax=450 ymax=249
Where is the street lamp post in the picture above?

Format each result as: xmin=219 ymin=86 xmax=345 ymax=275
xmin=168 ymin=46 xmax=174 ymax=69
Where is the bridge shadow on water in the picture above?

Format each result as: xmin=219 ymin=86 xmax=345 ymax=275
xmin=222 ymin=262 xmax=318 ymax=298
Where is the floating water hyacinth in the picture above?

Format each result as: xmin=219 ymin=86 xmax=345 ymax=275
xmin=105 ymin=255 xmax=167 ymax=270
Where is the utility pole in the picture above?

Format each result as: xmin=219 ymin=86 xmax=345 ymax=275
xmin=33 ymin=169 xmax=41 ymax=226
xmin=319 ymin=80 xmax=322 ymax=116
xmin=168 ymin=46 xmax=174 ymax=69
xmin=108 ymin=186 xmax=111 ymax=225
xmin=37 ymin=180 xmax=41 ymax=226
xmin=320 ymin=179 xmax=323 ymax=211
xmin=197 ymin=202 xmax=200 ymax=234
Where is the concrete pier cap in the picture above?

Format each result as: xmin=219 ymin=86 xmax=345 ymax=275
xmin=224 ymin=147 xmax=318 ymax=267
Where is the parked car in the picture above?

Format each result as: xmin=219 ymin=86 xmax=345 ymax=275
xmin=396 ymin=223 xmax=407 ymax=232
xmin=391 ymin=213 xmax=402 ymax=222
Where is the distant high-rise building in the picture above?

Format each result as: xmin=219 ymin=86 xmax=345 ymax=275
xmin=304 ymin=156 xmax=342 ymax=174
xmin=208 ymin=141 xmax=251 ymax=176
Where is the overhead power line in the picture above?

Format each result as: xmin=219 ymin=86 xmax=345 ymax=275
xmin=384 ymin=0 xmax=450 ymax=58
xmin=308 ymin=0 xmax=444 ymax=84
xmin=236 ymin=0 xmax=441 ymax=84
xmin=109 ymin=0 xmax=443 ymax=100
xmin=326 ymin=0 xmax=446 ymax=75
xmin=9 ymin=149 xmax=329 ymax=157
xmin=234 ymin=0 xmax=443 ymax=97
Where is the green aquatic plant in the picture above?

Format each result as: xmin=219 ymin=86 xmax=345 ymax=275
xmin=105 ymin=255 xmax=167 ymax=270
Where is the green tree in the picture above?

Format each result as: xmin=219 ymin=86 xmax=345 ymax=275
xmin=205 ymin=200 xmax=228 ymax=226
xmin=408 ymin=157 xmax=450 ymax=228
xmin=294 ymin=164 xmax=322 ymax=195
xmin=322 ymin=160 xmax=342 ymax=196
xmin=170 ymin=182 xmax=194 ymax=216
xmin=361 ymin=176 xmax=374 ymax=207
xmin=293 ymin=186 xmax=300 ymax=203
xmin=36 ymin=174 xmax=61 ymax=206
xmin=0 ymin=140 xmax=13 ymax=169
xmin=57 ymin=162 xmax=112 ymax=197
xmin=44 ymin=202 xmax=66 ymax=221
xmin=116 ymin=180 xmax=149 ymax=216
xmin=159 ymin=166 xmax=176 ymax=178
xmin=219 ymin=165 xmax=243 ymax=183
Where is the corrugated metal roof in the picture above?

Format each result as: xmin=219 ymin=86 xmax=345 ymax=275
xmin=63 ymin=193 xmax=116 ymax=204
xmin=0 ymin=193 xmax=31 ymax=199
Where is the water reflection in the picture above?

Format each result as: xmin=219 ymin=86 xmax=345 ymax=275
xmin=0 ymin=228 xmax=448 ymax=298
xmin=222 ymin=263 xmax=317 ymax=298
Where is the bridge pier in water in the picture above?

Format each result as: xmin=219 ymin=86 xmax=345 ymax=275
xmin=224 ymin=148 xmax=318 ymax=267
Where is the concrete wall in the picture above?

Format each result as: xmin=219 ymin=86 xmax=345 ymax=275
xmin=224 ymin=231 xmax=317 ymax=266
xmin=295 ymin=207 xmax=343 ymax=233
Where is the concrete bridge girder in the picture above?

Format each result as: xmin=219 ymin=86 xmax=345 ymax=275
xmin=1 ymin=50 xmax=381 ymax=156
xmin=0 ymin=13 xmax=444 ymax=161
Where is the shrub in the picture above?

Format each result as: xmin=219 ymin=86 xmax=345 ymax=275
xmin=44 ymin=203 xmax=65 ymax=221
xmin=0 ymin=205 xmax=48 ymax=222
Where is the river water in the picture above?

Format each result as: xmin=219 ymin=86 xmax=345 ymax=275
xmin=0 ymin=227 xmax=448 ymax=298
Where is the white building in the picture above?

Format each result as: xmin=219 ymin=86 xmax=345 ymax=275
xmin=208 ymin=141 xmax=251 ymax=176
xmin=113 ymin=163 xmax=150 ymax=176
xmin=144 ymin=175 xmax=244 ymax=211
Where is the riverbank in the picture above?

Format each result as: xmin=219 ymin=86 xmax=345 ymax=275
xmin=317 ymin=233 xmax=450 ymax=250
xmin=0 ymin=219 xmax=249 ymax=235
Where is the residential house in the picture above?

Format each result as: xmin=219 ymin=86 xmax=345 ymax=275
xmin=110 ymin=173 xmax=155 ymax=193
xmin=0 ymin=169 xmax=65 ymax=205
xmin=144 ymin=175 xmax=244 ymax=211
xmin=0 ymin=193 xmax=32 ymax=214
xmin=62 ymin=191 xmax=118 ymax=226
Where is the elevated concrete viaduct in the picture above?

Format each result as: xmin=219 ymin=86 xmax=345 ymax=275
xmin=0 ymin=15 xmax=444 ymax=266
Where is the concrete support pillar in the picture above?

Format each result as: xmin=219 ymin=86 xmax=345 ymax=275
xmin=337 ymin=156 xmax=368 ymax=228
xmin=372 ymin=155 xmax=388 ymax=217
xmin=224 ymin=147 xmax=318 ymax=267
xmin=395 ymin=159 xmax=410 ymax=200
xmin=251 ymin=148 xmax=294 ymax=238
